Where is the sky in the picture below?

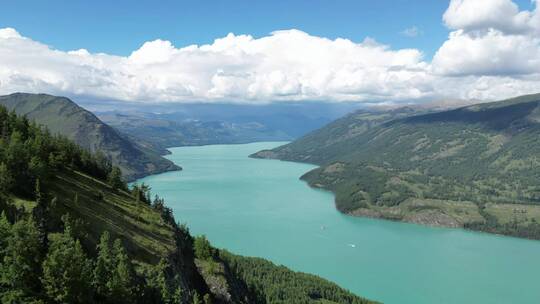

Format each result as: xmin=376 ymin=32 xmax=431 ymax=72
xmin=0 ymin=1 xmax=454 ymax=57
xmin=1 ymin=0 xmax=540 ymax=105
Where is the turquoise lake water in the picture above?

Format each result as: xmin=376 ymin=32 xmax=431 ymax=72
xmin=137 ymin=142 xmax=540 ymax=304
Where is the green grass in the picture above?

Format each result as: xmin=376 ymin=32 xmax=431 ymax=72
xmin=41 ymin=169 xmax=175 ymax=265
xmin=10 ymin=196 xmax=36 ymax=213
xmin=484 ymin=203 xmax=540 ymax=225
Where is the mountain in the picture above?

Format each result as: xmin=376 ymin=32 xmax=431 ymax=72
xmin=252 ymin=106 xmax=424 ymax=163
xmin=0 ymin=104 xmax=375 ymax=303
xmin=97 ymin=112 xmax=293 ymax=155
xmin=0 ymin=93 xmax=179 ymax=180
xmin=252 ymin=93 xmax=540 ymax=240
xmin=88 ymin=102 xmax=361 ymax=152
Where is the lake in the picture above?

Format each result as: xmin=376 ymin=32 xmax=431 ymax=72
xmin=137 ymin=142 xmax=540 ymax=304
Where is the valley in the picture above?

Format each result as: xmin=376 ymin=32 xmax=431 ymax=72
xmin=4 ymin=1 xmax=540 ymax=303
xmin=0 ymin=106 xmax=373 ymax=304
xmin=94 ymin=102 xmax=357 ymax=155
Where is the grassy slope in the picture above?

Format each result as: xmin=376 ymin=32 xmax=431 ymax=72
xmin=0 ymin=93 xmax=179 ymax=180
xmin=45 ymin=170 xmax=175 ymax=264
xmin=7 ymin=168 xmax=375 ymax=303
xmin=253 ymin=94 xmax=540 ymax=238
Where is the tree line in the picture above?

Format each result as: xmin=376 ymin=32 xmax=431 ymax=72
xmin=0 ymin=105 xmax=124 ymax=201
xmin=0 ymin=210 xmax=213 ymax=304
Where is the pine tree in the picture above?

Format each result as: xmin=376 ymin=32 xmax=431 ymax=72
xmin=154 ymin=259 xmax=172 ymax=303
xmin=0 ymin=289 xmax=45 ymax=304
xmin=32 ymin=179 xmax=49 ymax=252
xmin=93 ymin=232 xmax=137 ymax=303
xmin=134 ymin=186 xmax=141 ymax=203
xmin=172 ymin=283 xmax=184 ymax=304
xmin=203 ymin=293 xmax=212 ymax=304
xmin=194 ymin=235 xmax=213 ymax=260
xmin=41 ymin=223 xmax=93 ymax=303
xmin=5 ymin=131 xmax=32 ymax=195
xmin=193 ymin=292 xmax=201 ymax=304
xmin=109 ymin=239 xmax=135 ymax=303
xmin=0 ymin=119 xmax=9 ymax=141
xmin=60 ymin=213 xmax=86 ymax=243
xmin=94 ymin=231 xmax=113 ymax=298
xmin=29 ymin=156 xmax=47 ymax=181
xmin=148 ymin=258 xmax=184 ymax=304
xmin=0 ymin=218 xmax=43 ymax=297
xmin=0 ymin=162 xmax=13 ymax=194
xmin=107 ymin=167 xmax=124 ymax=191
xmin=0 ymin=212 xmax=12 ymax=261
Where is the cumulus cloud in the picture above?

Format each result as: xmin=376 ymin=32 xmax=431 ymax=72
xmin=434 ymin=0 xmax=540 ymax=76
xmin=442 ymin=0 xmax=537 ymax=34
xmin=432 ymin=29 xmax=540 ymax=76
xmin=0 ymin=28 xmax=432 ymax=103
xmin=2 ymin=0 xmax=540 ymax=104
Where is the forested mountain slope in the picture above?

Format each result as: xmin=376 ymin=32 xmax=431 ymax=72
xmin=0 ymin=93 xmax=179 ymax=180
xmin=252 ymin=106 xmax=422 ymax=163
xmin=0 ymin=105 xmax=375 ymax=303
xmin=253 ymin=94 xmax=540 ymax=239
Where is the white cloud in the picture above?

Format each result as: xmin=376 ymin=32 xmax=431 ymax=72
xmin=442 ymin=0 xmax=536 ymax=34
xmin=433 ymin=0 xmax=540 ymax=80
xmin=0 ymin=28 xmax=431 ymax=103
xmin=3 ymin=0 xmax=540 ymax=104
xmin=0 ymin=28 xmax=21 ymax=39
xmin=432 ymin=29 xmax=540 ymax=76
xmin=401 ymin=26 xmax=422 ymax=38
xmin=129 ymin=39 xmax=176 ymax=65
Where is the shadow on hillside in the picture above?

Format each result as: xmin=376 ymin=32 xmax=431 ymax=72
xmin=395 ymin=100 xmax=540 ymax=131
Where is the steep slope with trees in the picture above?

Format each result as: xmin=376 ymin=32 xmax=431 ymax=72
xmin=0 ymin=105 xmax=375 ymax=303
xmin=253 ymin=94 xmax=540 ymax=239
xmin=0 ymin=93 xmax=179 ymax=180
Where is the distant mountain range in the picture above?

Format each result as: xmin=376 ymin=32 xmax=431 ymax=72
xmin=95 ymin=102 xmax=358 ymax=154
xmin=0 ymin=93 xmax=179 ymax=181
xmin=97 ymin=112 xmax=293 ymax=155
xmin=253 ymin=93 xmax=540 ymax=240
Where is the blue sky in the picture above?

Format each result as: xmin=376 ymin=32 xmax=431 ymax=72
xmin=3 ymin=0 xmax=528 ymax=59
xmin=1 ymin=0 xmax=540 ymax=104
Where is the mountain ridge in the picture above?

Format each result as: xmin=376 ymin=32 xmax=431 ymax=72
xmin=0 ymin=93 xmax=180 ymax=181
